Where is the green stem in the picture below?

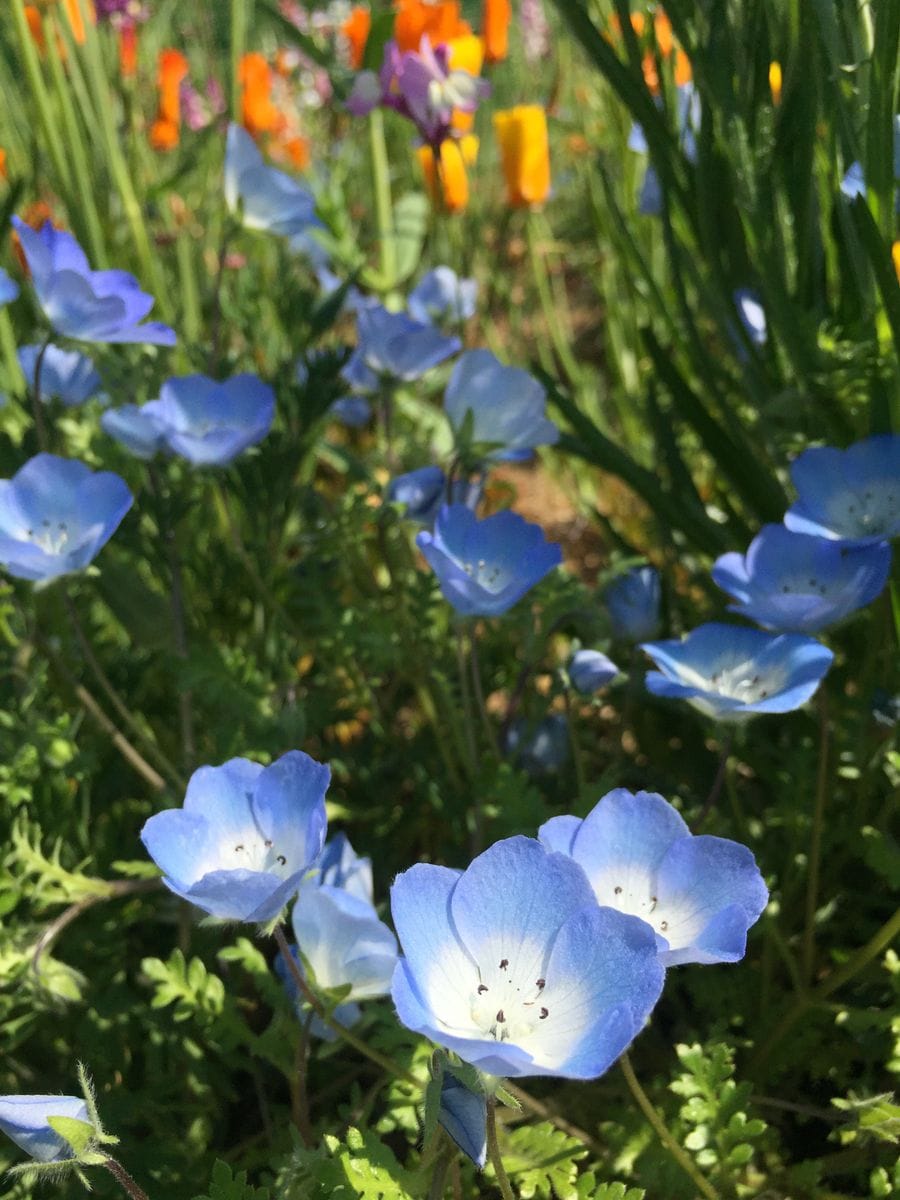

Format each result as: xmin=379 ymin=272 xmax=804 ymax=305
xmin=30 ymin=334 xmax=52 ymax=451
xmin=563 ymin=688 xmax=586 ymax=797
xmin=427 ymin=1142 xmax=454 ymax=1200
xmin=619 ymin=1051 xmax=720 ymax=1200
xmin=455 ymin=626 xmax=481 ymax=848
xmin=526 ymin=213 xmax=581 ymax=385
xmin=485 ymin=1099 xmax=515 ymax=1200
xmin=230 ymin=0 xmax=250 ymax=122
xmin=102 ymin=1157 xmax=150 ymax=1200
xmin=273 ymin=924 xmax=416 ymax=1085
xmin=468 ymin=625 xmax=498 ymax=758
xmin=802 ymin=689 xmax=829 ymax=985
xmin=369 ymin=109 xmax=397 ymax=288
xmin=10 ymin=0 xmax=74 ymax=196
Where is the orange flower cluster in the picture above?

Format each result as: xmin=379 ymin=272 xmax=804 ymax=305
xmin=482 ymin=0 xmax=511 ymax=63
xmin=25 ymin=0 xmax=93 ymax=54
xmin=149 ymin=48 xmax=188 ymax=151
xmin=417 ymin=134 xmax=479 ymax=213
xmin=494 ymin=105 xmax=551 ymax=208
xmin=238 ymin=53 xmax=310 ymax=171
xmin=608 ymin=7 xmax=691 ymax=93
xmin=393 ymin=0 xmax=472 ymax=52
xmin=119 ymin=23 xmax=138 ymax=78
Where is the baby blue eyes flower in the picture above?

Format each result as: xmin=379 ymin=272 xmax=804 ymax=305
xmin=438 ymin=1075 xmax=487 ymax=1168
xmin=568 ymin=649 xmax=619 ymax=694
xmin=141 ymin=751 xmax=330 ymax=923
xmin=0 ymin=268 xmax=20 ymax=306
xmin=390 ymin=836 xmax=665 ymax=1079
xmin=416 ymin=504 xmax=562 ymax=617
xmin=12 ymin=218 xmax=175 ymax=346
xmin=642 ymin=622 xmax=834 ymax=722
xmin=387 ymin=465 xmax=446 ymax=524
xmin=343 ymin=306 xmax=461 ymax=388
xmin=444 ymin=349 xmax=558 ymax=462
xmin=712 ymin=525 xmax=891 ymax=634
xmin=329 ymin=396 xmax=372 ymax=427
xmin=224 ymin=124 xmax=323 ymax=255
xmin=539 ymin=790 xmax=768 ymax=967
xmin=784 ymin=434 xmax=900 ymax=545
xmin=504 ymin=715 xmax=570 ymax=777
xmin=0 ymin=1095 xmax=89 ymax=1163
xmin=408 ymin=267 xmax=477 ymax=325
xmin=104 ymin=374 xmax=275 ymax=466
xmin=18 ymin=344 xmax=104 ymax=407
xmin=605 ymin=565 xmax=661 ymax=642
xmin=0 ymin=453 xmax=133 ymax=583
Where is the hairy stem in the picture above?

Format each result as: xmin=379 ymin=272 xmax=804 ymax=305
xmin=802 ymin=689 xmax=830 ymax=984
xmin=102 ymin=1157 xmax=151 ymax=1200
xmin=30 ymin=333 xmax=52 ymax=451
xmin=485 ymin=1099 xmax=515 ymax=1200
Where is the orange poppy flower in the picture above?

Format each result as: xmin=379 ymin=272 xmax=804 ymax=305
xmin=394 ymin=0 xmax=471 ymax=53
xmin=417 ymin=135 xmax=477 ymax=213
xmin=0 ymin=149 xmax=7 ymax=181
xmin=893 ymin=240 xmax=900 ymax=283
xmin=270 ymin=134 xmax=311 ymax=171
xmin=149 ymin=49 xmax=188 ymax=151
xmin=482 ymin=0 xmax=511 ymax=63
xmin=342 ymin=7 xmax=372 ymax=69
xmin=769 ymin=60 xmax=783 ymax=106
xmin=493 ymin=105 xmax=550 ymax=208
xmin=239 ymin=52 xmax=284 ymax=137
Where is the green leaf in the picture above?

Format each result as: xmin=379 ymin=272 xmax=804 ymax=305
xmin=390 ymin=193 xmax=429 ymax=287
xmin=500 ymin=1121 xmax=588 ymax=1200
xmin=193 ymin=1160 xmax=271 ymax=1200
xmin=46 ymin=1115 xmax=95 ymax=1157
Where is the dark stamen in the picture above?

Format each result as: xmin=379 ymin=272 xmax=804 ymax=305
xmin=234 ymin=844 xmax=244 ymax=852
xmin=276 ymin=854 xmax=287 ymax=866
xmin=477 ymin=984 xmax=488 ymax=994
xmin=536 ymin=978 xmax=545 ymax=989
xmin=539 ymin=1008 xmax=548 ymax=1020
xmin=496 ymin=1010 xmax=505 ymax=1023
xmin=499 ymin=958 xmax=508 ymax=970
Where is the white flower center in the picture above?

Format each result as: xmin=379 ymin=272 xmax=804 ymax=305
xmin=468 ymin=956 xmax=550 ymax=1043
xmin=460 ymin=558 xmax=509 ymax=592
xmin=829 ymin=483 xmax=898 ymax=538
xmin=25 ymin=519 xmax=72 ymax=555
xmin=706 ymin=661 xmax=783 ymax=703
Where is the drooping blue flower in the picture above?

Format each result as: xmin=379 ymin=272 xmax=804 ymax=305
xmin=416 ymin=504 xmax=562 ymax=617
xmin=18 ymin=344 xmax=104 ymax=407
xmin=504 ymin=714 xmax=570 ymax=777
xmin=605 ymin=566 xmax=661 ymax=642
xmin=387 ymin=467 xmax=483 ymax=525
xmin=641 ymin=622 xmax=834 ymax=722
xmin=438 ymin=1074 xmax=487 ymax=1168
xmin=539 ymin=789 xmax=768 ymax=967
xmin=390 ymin=836 xmax=665 ymax=1078
xmin=444 ymin=349 xmax=558 ymax=462
xmin=0 ymin=268 xmax=19 ymax=306
xmin=784 ymin=435 xmax=900 ymax=545
xmin=315 ymin=266 xmax=374 ymax=315
xmin=408 ymin=267 xmax=478 ymax=325
xmin=568 ymin=649 xmax=619 ymax=694
xmin=100 ymin=404 xmax=168 ymax=460
xmin=733 ymin=288 xmax=767 ymax=347
xmin=629 ymin=83 xmax=700 ymax=216
xmin=329 ymin=395 xmax=372 ymax=427
xmin=141 ymin=751 xmax=330 ymax=923
xmin=342 ymin=305 xmax=461 ymax=390
xmin=11 ymin=218 xmax=175 ymax=346
xmin=712 ymin=525 xmax=891 ymax=633
xmin=0 ymin=453 xmax=132 ymax=583
xmin=839 ymin=115 xmax=900 ymax=201
xmin=316 ymin=831 xmax=374 ymax=902
xmin=138 ymin=374 xmax=275 ymax=466
xmin=224 ymin=124 xmax=324 ymax=258
xmin=0 ymin=1095 xmax=89 ymax=1163
xmin=275 ymin=945 xmax=362 ymax=1036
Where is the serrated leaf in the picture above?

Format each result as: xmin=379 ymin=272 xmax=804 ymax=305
xmin=501 ymin=1121 xmax=588 ymax=1200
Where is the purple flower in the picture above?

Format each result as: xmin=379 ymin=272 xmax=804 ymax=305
xmin=12 ymin=219 xmax=175 ymax=346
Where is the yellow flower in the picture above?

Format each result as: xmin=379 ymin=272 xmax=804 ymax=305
xmin=493 ymin=106 xmax=550 ymax=208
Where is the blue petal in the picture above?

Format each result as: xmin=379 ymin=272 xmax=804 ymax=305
xmin=438 ymin=1075 xmax=487 ymax=1167
xmin=450 ymin=837 xmax=596 ymax=988
xmin=655 ymin=835 xmax=768 ymax=965
xmin=0 ymin=1095 xmax=89 ymax=1163
xmin=141 ymin=808 xmax=217 ymax=890
xmin=291 ymin=882 xmax=397 ymax=998
xmin=536 ymin=815 xmax=581 ymax=855
xmin=252 ymin=750 xmax=329 ymax=873
xmin=182 ymin=759 xmax=264 ymax=844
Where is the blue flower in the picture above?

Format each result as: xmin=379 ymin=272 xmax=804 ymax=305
xmin=140 ymin=373 xmax=275 ymax=465
xmin=408 ymin=267 xmax=478 ymax=324
xmin=12 ymin=218 xmax=175 ymax=346
xmin=141 ymin=751 xmax=330 ymax=923
xmin=504 ymin=715 xmax=570 ymax=776
xmin=224 ymin=124 xmax=323 ymax=258
xmin=712 ymin=525 xmax=891 ymax=633
xmin=329 ymin=396 xmax=372 ymax=427
xmin=18 ymin=344 xmax=104 ymax=407
xmin=390 ymin=836 xmax=665 ymax=1078
xmin=315 ymin=266 xmax=374 ymax=315
xmin=0 ymin=268 xmax=19 ymax=306
xmin=784 ymin=435 xmax=900 ymax=545
xmin=629 ymin=83 xmax=700 ymax=216
xmin=444 ymin=349 xmax=558 ymax=462
xmin=416 ymin=504 xmax=562 ymax=617
xmin=540 ymin=789 xmax=768 ymax=966
xmin=840 ymin=115 xmax=900 ymax=201
xmin=316 ymin=831 xmax=374 ymax=901
xmin=733 ymin=288 xmax=767 ymax=347
xmin=641 ymin=622 xmax=834 ymax=722
xmin=387 ymin=465 xmax=446 ymax=524
xmin=568 ymin=649 xmax=619 ymax=694
xmin=438 ymin=1074 xmax=487 ymax=1167
xmin=342 ymin=306 xmax=460 ymax=388
xmin=605 ymin=566 xmax=661 ymax=642
xmin=0 ymin=1095 xmax=89 ymax=1163
xmin=0 ymin=453 xmax=132 ymax=583
xmin=100 ymin=405 xmax=168 ymax=460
